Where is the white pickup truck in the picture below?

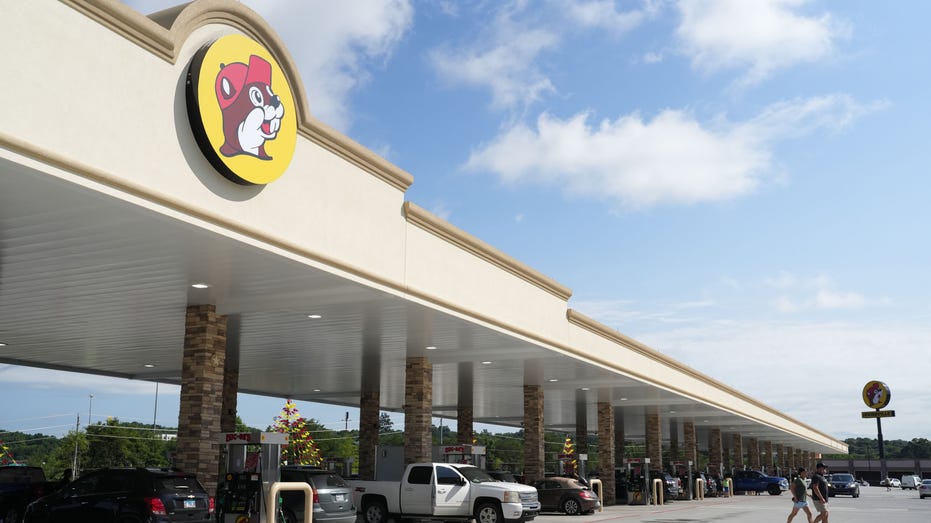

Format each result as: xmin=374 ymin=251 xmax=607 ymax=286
xmin=350 ymin=463 xmax=540 ymax=523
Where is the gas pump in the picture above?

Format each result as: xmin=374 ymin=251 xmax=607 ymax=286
xmin=324 ymin=457 xmax=354 ymax=477
xmin=216 ymin=431 xmax=289 ymax=523
xmin=432 ymin=444 xmax=486 ymax=468
xmin=623 ymin=458 xmax=650 ymax=505
xmin=671 ymin=461 xmax=692 ymax=500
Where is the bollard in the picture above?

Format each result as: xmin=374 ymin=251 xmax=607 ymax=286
xmin=651 ymin=478 xmax=665 ymax=505
xmin=267 ymin=481 xmax=313 ymax=523
xmin=589 ymin=478 xmax=604 ymax=512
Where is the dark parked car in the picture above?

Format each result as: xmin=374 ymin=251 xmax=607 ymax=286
xmin=827 ymin=473 xmax=860 ymax=498
xmin=529 ymin=477 xmax=600 ymax=515
xmin=1 ymin=466 xmax=66 ymax=523
xmin=279 ymin=466 xmax=355 ymax=523
xmin=23 ymin=468 xmax=213 ymax=523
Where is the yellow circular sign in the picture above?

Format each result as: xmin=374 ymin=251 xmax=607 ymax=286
xmin=862 ymin=380 xmax=891 ymax=409
xmin=187 ymin=34 xmax=296 ymax=185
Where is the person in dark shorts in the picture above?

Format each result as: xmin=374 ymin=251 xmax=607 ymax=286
xmin=811 ymin=462 xmax=829 ymax=523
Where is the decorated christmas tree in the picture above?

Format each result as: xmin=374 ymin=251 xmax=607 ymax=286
xmin=0 ymin=439 xmax=16 ymax=465
xmin=272 ymin=399 xmax=323 ymax=466
xmin=562 ymin=435 xmax=577 ymax=476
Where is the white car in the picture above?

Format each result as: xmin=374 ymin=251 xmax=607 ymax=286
xmin=919 ymin=479 xmax=931 ymax=499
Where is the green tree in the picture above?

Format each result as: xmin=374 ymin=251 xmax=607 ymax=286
xmin=45 ymin=431 xmax=88 ymax=480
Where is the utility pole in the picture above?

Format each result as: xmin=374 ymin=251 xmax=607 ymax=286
xmin=71 ymin=414 xmax=80 ymax=480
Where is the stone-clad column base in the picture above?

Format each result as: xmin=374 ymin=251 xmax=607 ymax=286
xmin=645 ymin=407 xmax=663 ymax=472
xmin=176 ymin=304 xmax=227 ymax=495
xmin=359 ymin=390 xmax=380 ymax=480
xmin=524 ymin=385 xmax=544 ymax=482
xmin=404 ymin=356 xmax=433 ymax=465
xmin=597 ymin=401 xmax=616 ymax=504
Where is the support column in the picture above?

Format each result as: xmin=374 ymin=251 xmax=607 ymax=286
xmin=220 ymin=360 xmax=238 ymax=433
xmin=404 ymin=356 xmax=433 ymax=465
xmin=597 ymin=400 xmax=616 ymax=504
xmin=669 ymin=421 xmax=680 ymax=462
xmin=764 ymin=441 xmax=773 ymax=474
xmin=176 ymin=304 xmax=227 ymax=494
xmin=458 ymin=363 xmax=474 ymax=445
xmin=645 ymin=407 xmax=663 ymax=472
xmin=684 ymin=422 xmax=697 ymax=468
xmin=748 ymin=438 xmax=760 ymax=470
xmin=709 ymin=428 xmax=723 ymax=475
xmin=576 ymin=391 xmax=589 ymax=456
xmin=776 ymin=444 xmax=785 ymax=475
xmin=359 ymin=330 xmax=382 ymax=480
xmin=786 ymin=446 xmax=795 ymax=471
xmin=732 ymin=433 xmax=743 ymax=471
xmin=358 ymin=390 xmax=380 ymax=480
xmin=523 ymin=385 xmax=545 ymax=482
xmin=614 ymin=409 xmax=625 ymax=465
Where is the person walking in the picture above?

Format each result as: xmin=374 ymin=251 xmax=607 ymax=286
xmin=811 ymin=462 xmax=830 ymax=523
xmin=787 ymin=467 xmax=814 ymax=523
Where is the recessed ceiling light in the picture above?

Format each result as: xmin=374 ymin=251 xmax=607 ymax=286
xmin=620 ymin=397 xmax=628 ymax=401
xmin=0 ymin=342 xmax=6 ymax=347
xmin=191 ymin=283 xmax=209 ymax=289
xmin=481 ymin=361 xmax=492 ymax=365
xmin=307 ymin=314 xmax=322 ymax=319
xmin=548 ymin=378 xmax=558 ymax=382
xmin=143 ymin=364 xmax=156 ymax=368
xmin=581 ymin=387 xmax=590 ymax=391
xmin=669 ymin=410 xmax=676 ymax=414
xmin=426 ymin=346 xmax=437 ymax=350
xmin=312 ymin=388 xmax=321 ymax=392
xmin=703 ymin=420 xmax=710 ymax=423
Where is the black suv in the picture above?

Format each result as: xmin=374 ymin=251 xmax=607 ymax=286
xmin=23 ymin=468 xmax=214 ymax=523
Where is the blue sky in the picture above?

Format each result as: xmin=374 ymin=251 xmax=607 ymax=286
xmin=3 ymin=0 xmax=930 ymax=446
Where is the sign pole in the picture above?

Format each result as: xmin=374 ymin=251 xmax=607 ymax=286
xmin=876 ymin=408 xmax=887 ymax=483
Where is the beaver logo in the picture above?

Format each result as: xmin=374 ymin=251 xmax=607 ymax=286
xmin=215 ymin=55 xmax=284 ymax=160
xmin=187 ymin=34 xmax=297 ymax=185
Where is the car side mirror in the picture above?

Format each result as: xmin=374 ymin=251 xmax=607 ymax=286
xmin=458 ymin=476 xmax=467 ymax=486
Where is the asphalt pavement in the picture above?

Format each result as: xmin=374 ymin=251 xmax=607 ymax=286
xmin=528 ymin=485 xmax=930 ymax=523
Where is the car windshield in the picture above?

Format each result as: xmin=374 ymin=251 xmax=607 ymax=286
xmin=831 ymin=474 xmax=854 ymax=482
xmin=922 ymin=480 xmax=931 ymax=485
xmin=456 ymin=467 xmax=496 ymax=484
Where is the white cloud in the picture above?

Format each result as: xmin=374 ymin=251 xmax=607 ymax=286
xmin=429 ymin=0 xmax=657 ymax=111
xmin=430 ymin=26 xmax=558 ymax=111
xmin=570 ymin=299 xmax=931 ymax=438
xmin=562 ymin=0 xmax=659 ymax=32
xmin=642 ymin=51 xmax=664 ymax=64
xmin=675 ymin=0 xmax=849 ymax=86
xmin=465 ymin=94 xmax=879 ymax=209
xmin=247 ymin=0 xmax=414 ymax=131
xmin=763 ymin=271 xmax=887 ymax=313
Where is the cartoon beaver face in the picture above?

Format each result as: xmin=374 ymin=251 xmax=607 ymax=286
xmin=215 ymin=54 xmax=285 ymax=160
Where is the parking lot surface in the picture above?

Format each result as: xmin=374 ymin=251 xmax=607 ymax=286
xmin=527 ymin=486 xmax=930 ymax=523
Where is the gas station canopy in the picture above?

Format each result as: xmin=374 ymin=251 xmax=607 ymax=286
xmin=0 ymin=0 xmax=845 ymax=456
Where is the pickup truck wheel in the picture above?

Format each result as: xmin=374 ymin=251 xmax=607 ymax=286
xmin=767 ymin=485 xmax=782 ymax=496
xmin=362 ymin=499 xmax=389 ymax=523
xmin=474 ymin=501 xmax=503 ymax=523
xmin=561 ymin=498 xmax=581 ymax=515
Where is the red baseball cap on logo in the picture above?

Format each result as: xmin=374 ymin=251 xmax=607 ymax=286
xmin=215 ymin=54 xmax=272 ymax=109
